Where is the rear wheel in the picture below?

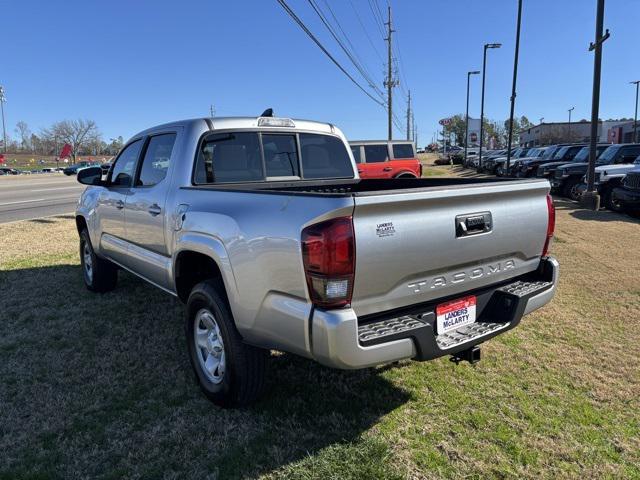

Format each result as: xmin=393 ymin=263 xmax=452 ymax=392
xmin=186 ymin=280 xmax=267 ymax=407
xmin=395 ymin=173 xmax=417 ymax=179
xmin=79 ymin=229 xmax=117 ymax=292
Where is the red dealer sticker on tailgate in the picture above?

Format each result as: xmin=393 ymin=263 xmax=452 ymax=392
xmin=436 ymin=295 xmax=477 ymax=334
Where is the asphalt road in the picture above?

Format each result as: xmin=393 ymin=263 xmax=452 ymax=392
xmin=0 ymin=174 xmax=85 ymax=224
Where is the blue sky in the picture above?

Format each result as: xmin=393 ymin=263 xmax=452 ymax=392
xmin=2 ymin=0 xmax=639 ymax=146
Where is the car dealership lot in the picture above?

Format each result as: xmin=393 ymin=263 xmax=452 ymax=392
xmin=0 ymin=194 xmax=638 ymax=479
xmin=0 ymin=175 xmax=84 ymax=223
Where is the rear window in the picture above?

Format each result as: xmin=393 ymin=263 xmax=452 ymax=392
xmin=194 ymin=132 xmax=263 ymax=184
xmin=300 ymin=134 xmax=354 ymax=179
xmin=364 ymin=144 xmax=389 ymax=163
xmin=194 ymin=131 xmax=354 ymax=184
xmin=392 ymin=143 xmax=414 ymax=159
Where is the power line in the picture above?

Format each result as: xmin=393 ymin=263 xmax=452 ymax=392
xmin=367 ymin=0 xmax=386 ymax=38
xmin=275 ymin=0 xmax=385 ymax=107
xmin=348 ymin=0 xmax=384 ymax=64
xmin=307 ymin=0 xmax=385 ymax=101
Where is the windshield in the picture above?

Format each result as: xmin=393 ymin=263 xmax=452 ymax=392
xmin=516 ymin=148 xmax=530 ymax=158
xmin=635 ymin=155 xmax=640 ymax=164
xmin=553 ymin=146 xmax=570 ymax=160
xmin=542 ymin=146 xmax=558 ymax=159
xmin=597 ymin=145 xmax=620 ymax=163
xmin=572 ymin=147 xmax=589 ymax=162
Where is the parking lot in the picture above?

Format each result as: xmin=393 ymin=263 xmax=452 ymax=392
xmin=0 ymin=174 xmax=84 ymax=223
xmin=1 ymin=173 xmax=638 ymax=479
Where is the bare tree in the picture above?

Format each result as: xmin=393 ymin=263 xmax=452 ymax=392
xmin=41 ymin=119 xmax=101 ymax=160
xmin=15 ymin=121 xmax=32 ymax=151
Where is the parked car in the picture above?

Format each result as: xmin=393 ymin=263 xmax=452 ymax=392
xmin=75 ymin=115 xmax=558 ymax=407
xmin=63 ymin=161 xmax=99 ymax=175
xmin=506 ymin=147 xmax=548 ymax=176
xmin=0 ymin=167 xmax=20 ymax=175
xmin=514 ymin=145 xmax=570 ymax=177
xmin=586 ymin=153 xmax=640 ymax=211
xmin=486 ymin=148 xmax=531 ymax=176
xmin=552 ymin=143 xmax=640 ymax=200
xmin=350 ymin=140 xmax=422 ymax=178
xmin=612 ymin=169 xmax=640 ymax=217
xmin=536 ymin=145 xmax=607 ymax=182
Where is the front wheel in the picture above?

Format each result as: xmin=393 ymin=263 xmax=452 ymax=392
xmin=496 ymin=165 xmax=505 ymax=177
xmin=563 ymin=177 xmax=582 ymax=201
xmin=186 ymin=280 xmax=267 ymax=407
xmin=602 ymin=186 xmax=624 ymax=212
xmin=79 ymin=229 xmax=118 ymax=292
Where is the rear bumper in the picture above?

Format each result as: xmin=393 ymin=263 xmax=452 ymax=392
xmin=311 ymin=257 xmax=559 ymax=369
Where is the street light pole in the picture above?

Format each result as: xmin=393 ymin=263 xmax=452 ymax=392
xmin=0 ymin=86 xmax=6 ymax=154
xmin=506 ymin=0 xmax=523 ymax=174
xmin=582 ymin=0 xmax=610 ymax=211
xmin=465 ymin=70 xmax=480 ymax=166
xmin=478 ymin=43 xmax=501 ymax=172
xmin=631 ymin=80 xmax=640 ymax=143
xmin=567 ymin=106 xmax=575 ymax=141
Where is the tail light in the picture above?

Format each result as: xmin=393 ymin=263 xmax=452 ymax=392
xmin=301 ymin=216 xmax=355 ymax=309
xmin=542 ymin=194 xmax=555 ymax=256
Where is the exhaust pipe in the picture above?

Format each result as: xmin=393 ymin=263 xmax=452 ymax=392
xmin=450 ymin=345 xmax=481 ymax=365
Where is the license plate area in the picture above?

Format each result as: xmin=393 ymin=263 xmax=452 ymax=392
xmin=436 ymin=295 xmax=477 ymax=334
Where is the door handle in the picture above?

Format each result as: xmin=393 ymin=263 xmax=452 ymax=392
xmin=148 ymin=204 xmax=162 ymax=216
xmin=115 ymin=200 xmax=124 ymax=210
xmin=383 ymin=167 xmax=393 ymax=172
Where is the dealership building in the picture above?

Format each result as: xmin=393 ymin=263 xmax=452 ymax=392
xmin=519 ymin=120 xmax=635 ymax=147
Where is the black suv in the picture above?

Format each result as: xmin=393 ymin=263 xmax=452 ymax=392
xmin=612 ymin=171 xmax=640 ymax=217
xmin=552 ymin=144 xmax=640 ymax=200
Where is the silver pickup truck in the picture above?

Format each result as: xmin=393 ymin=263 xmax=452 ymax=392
xmin=75 ymin=115 xmax=559 ymax=407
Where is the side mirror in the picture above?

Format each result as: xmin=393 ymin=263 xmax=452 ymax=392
xmin=77 ymin=166 xmax=104 ymax=186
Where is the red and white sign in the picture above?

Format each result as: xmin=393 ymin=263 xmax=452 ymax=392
xmin=0 ymin=154 xmax=5 ymax=164
xmin=436 ymin=295 xmax=477 ymax=334
xmin=439 ymin=118 xmax=452 ymax=126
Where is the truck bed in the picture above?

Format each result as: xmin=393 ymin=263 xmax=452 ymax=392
xmin=184 ymin=177 xmax=544 ymax=197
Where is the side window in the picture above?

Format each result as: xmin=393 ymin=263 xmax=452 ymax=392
xmin=364 ymin=144 xmax=389 ymax=163
xmin=110 ymin=140 xmax=143 ymax=187
xmin=262 ymin=134 xmax=299 ymax=178
xmin=194 ymin=132 xmax=263 ymax=184
xmin=392 ymin=143 xmax=415 ymax=159
xmin=350 ymin=146 xmax=362 ymax=163
xmin=618 ymin=146 xmax=640 ymax=163
xmin=137 ymin=133 xmax=176 ymax=187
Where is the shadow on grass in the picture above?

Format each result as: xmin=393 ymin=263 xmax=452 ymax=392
xmin=553 ymin=198 xmax=640 ymax=224
xmin=0 ymin=263 xmax=410 ymax=479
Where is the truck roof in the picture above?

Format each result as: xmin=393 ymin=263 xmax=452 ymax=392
xmin=133 ymin=117 xmax=339 ymax=139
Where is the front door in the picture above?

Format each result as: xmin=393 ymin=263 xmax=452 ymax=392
xmin=123 ymin=131 xmax=178 ymax=288
xmin=96 ymin=139 xmax=143 ymax=265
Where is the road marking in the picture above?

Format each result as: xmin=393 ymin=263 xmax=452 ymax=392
xmin=0 ymin=195 xmax=79 ymax=206
xmin=31 ymin=186 xmax=85 ymax=192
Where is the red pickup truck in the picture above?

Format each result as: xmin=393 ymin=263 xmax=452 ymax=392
xmin=349 ymin=140 xmax=422 ymax=179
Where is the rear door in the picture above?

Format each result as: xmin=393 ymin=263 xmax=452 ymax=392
xmin=350 ymin=180 xmax=551 ymax=317
xmin=362 ymin=144 xmax=393 ymax=178
xmin=122 ymin=131 xmax=179 ymax=288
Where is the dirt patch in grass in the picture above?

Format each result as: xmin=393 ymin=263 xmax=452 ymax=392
xmin=1 ymin=203 xmax=639 ymax=479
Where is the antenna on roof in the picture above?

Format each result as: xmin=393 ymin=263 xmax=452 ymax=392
xmin=261 ymin=108 xmax=274 ymax=117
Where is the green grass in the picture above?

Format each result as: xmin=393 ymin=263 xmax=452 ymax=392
xmin=1 ymin=207 xmax=639 ymax=479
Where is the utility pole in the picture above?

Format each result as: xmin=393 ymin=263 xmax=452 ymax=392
xmin=406 ymin=90 xmax=412 ymax=140
xmin=567 ymin=106 xmax=575 ymax=141
xmin=478 ymin=43 xmax=501 ymax=172
xmin=0 ymin=86 xmax=6 ymax=154
xmin=465 ymin=71 xmax=480 ymax=166
xmin=384 ymin=6 xmax=398 ymax=141
xmin=631 ymin=80 xmax=639 ymax=143
xmin=506 ymin=0 xmax=523 ymax=173
xmin=583 ymin=0 xmax=610 ymax=211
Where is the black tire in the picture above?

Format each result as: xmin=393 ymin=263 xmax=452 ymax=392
xmin=79 ymin=229 xmax=118 ymax=292
xmin=562 ymin=177 xmax=582 ymax=200
xmin=186 ymin=280 xmax=267 ymax=408
xmin=602 ymin=186 xmax=624 ymax=212
xmin=496 ymin=165 xmax=505 ymax=177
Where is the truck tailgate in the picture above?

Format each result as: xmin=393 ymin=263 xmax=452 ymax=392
xmin=351 ymin=180 xmax=551 ymax=317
